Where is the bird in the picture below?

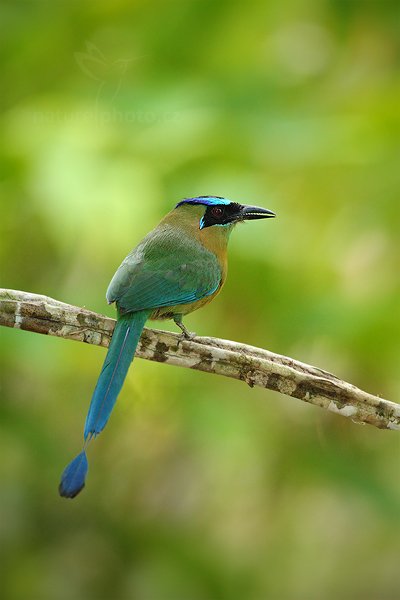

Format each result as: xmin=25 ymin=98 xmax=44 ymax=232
xmin=59 ymin=196 xmax=275 ymax=498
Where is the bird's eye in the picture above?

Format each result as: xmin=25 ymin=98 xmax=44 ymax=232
xmin=211 ymin=206 xmax=224 ymax=218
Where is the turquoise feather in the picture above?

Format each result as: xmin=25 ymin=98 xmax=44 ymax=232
xmin=84 ymin=310 xmax=151 ymax=438
xmin=59 ymin=310 xmax=150 ymax=498
xmin=59 ymin=450 xmax=88 ymax=498
xmin=106 ymin=224 xmax=222 ymax=314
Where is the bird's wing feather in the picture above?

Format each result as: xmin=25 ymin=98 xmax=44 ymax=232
xmin=106 ymin=225 xmax=221 ymax=314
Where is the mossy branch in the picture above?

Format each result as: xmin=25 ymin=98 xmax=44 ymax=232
xmin=1 ymin=288 xmax=399 ymax=431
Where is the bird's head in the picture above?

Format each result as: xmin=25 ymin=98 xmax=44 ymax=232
xmin=175 ymin=196 xmax=276 ymax=230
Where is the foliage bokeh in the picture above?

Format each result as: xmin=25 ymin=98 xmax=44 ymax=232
xmin=1 ymin=1 xmax=399 ymax=599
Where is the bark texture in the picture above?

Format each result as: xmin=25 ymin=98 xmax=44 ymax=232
xmin=1 ymin=288 xmax=399 ymax=431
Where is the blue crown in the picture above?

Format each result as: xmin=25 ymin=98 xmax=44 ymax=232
xmin=176 ymin=196 xmax=232 ymax=208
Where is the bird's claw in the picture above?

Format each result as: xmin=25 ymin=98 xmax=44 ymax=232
xmin=180 ymin=329 xmax=196 ymax=341
xmin=174 ymin=319 xmax=196 ymax=340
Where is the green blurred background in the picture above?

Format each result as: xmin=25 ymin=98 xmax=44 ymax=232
xmin=1 ymin=1 xmax=399 ymax=599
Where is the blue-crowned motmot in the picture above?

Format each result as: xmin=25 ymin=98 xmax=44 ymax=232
xmin=59 ymin=196 xmax=275 ymax=498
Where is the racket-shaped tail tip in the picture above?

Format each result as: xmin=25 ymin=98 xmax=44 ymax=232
xmin=59 ymin=451 xmax=88 ymax=499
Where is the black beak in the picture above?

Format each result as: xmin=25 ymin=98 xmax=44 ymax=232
xmin=238 ymin=205 xmax=276 ymax=221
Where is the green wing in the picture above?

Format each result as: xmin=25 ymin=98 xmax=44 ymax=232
xmin=106 ymin=225 xmax=222 ymax=315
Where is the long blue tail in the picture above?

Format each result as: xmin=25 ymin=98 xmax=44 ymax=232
xmin=59 ymin=309 xmax=150 ymax=498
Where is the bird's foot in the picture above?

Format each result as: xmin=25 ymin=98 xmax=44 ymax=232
xmin=180 ymin=329 xmax=196 ymax=341
xmin=174 ymin=318 xmax=196 ymax=340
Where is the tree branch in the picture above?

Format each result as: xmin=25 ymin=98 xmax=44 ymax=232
xmin=1 ymin=288 xmax=399 ymax=431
